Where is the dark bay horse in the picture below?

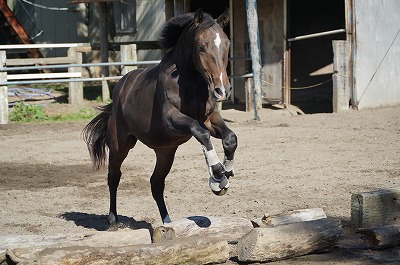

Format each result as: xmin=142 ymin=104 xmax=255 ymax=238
xmin=83 ymin=8 xmax=237 ymax=227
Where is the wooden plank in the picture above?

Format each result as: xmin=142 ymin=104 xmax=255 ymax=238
xmin=238 ymin=218 xmax=342 ymax=262
xmin=8 ymin=72 xmax=81 ymax=80
xmin=6 ymin=57 xmax=77 ymax=66
xmin=351 ymin=189 xmax=400 ymax=228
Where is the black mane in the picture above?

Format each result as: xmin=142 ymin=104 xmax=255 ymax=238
xmin=159 ymin=12 xmax=216 ymax=51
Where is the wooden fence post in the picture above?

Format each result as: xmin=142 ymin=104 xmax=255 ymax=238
xmin=0 ymin=51 xmax=8 ymax=124
xmin=332 ymin=40 xmax=350 ymax=112
xmin=68 ymin=47 xmax=83 ymax=105
xmin=121 ymin=44 xmax=137 ymax=75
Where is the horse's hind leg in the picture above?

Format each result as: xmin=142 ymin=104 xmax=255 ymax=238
xmin=107 ymin=134 xmax=137 ymax=229
xmin=150 ymin=147 xmax=177 ymax=224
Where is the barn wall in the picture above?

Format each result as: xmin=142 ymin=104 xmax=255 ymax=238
xmin=353 ymin=0 xmax=400 ymax=109
xmin=258 ymin=0 xmax=284 ymax=103
xmin=114 ymin=0 xmax=165 ymax=61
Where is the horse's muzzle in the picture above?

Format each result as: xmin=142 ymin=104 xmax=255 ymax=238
xmin=213 ymin=87 xmax=226 ymax=101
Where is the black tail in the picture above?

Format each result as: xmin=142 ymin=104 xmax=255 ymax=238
xmin=83 ymin=103 xmax=113 ymax=170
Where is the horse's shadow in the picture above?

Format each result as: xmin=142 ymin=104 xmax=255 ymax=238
xmin=60 ymin=212 xmax=154 ymax=235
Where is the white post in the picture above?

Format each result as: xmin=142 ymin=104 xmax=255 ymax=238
xmin=68 ymin=47 xmax=83 ymax=105
xmin=0 ymin=51 xmax=8 ymax=124
xmin=121 ymin=44 xmax=137 ymax=76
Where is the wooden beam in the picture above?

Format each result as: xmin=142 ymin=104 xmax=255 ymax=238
xmin=351 ymin=189 xmax=400 ymax=228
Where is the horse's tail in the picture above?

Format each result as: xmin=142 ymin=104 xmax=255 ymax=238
xmin=83 ymin=103 xmax=113 ymax=170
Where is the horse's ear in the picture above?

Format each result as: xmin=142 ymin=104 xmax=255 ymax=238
xmin=194 ymin=8 xmax=204 ymax=27
xmin=216 ymin=7 xmax=230 ymax=27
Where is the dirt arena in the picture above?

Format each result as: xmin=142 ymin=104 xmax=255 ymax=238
xmin=1 ymin=105 xmax=399 ymax=264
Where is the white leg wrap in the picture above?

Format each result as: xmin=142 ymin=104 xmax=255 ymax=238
xmin=202 ymin=145 xmax=220 ymax=166
xmin=223 ymin=157 xmax=234 ymax=172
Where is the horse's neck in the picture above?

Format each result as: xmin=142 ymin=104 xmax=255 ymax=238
xmin=162 ymin=51 xmax=215 ymax=119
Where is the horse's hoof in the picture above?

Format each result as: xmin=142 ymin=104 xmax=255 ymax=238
xmin=212 ymin=187 xmax=228 ymax=196
xmin=209 ymin=176 xmax=229 ymax=196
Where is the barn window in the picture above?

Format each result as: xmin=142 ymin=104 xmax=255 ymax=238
xmin=114 ymin=0 xmax=136 ymax=34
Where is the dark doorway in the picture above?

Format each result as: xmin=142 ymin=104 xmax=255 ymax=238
xmin=189 ymin=0 xmax=230 ymax=38
xmin=288 ymin=0 xmax=346 ymax=113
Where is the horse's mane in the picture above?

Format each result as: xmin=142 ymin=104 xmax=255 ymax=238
xmin=159 ymin=12 xmax=216 ymax=51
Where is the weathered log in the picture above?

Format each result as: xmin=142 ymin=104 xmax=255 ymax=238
xmin=31 ymin=236 xmax=229 ymax=265
xmin=252 ymin=208 xmax=327 ymax=227
xmin=152 ymin=216 xmax=253 ymax=243
xmin=356 ymin=225 xmax=400 ymax=249
xmin=238 ymin=218 xmax=342 ymax=262
xmin=351 ymin=188 xmax=400 ymax=228
xmin=2 ymin=229 xmax=151 ymax=264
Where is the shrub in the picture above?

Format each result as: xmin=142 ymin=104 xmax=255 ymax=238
xmin=9 ymin=102 xmax=48 ymax=122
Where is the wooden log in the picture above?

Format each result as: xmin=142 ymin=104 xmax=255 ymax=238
xmin=252 ymin=208 xmax=327 ymax=227
xmin=356 ymin=225 xmax=400 ymax=249
xmin=152 ymin=216 xmax=253 ymax=243
xmin=237 ymin=218 xmax=342 ymax=262
xmin=2 ymin=229 xmax=151 ymax=264
xmin=31 ymin=236 xmax=229 ymax=265
xmin=351 ymin=188 xmax=400 ymax=228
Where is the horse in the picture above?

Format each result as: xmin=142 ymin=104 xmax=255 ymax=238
xmin=83 ymin=8 xmax=237 ymax=228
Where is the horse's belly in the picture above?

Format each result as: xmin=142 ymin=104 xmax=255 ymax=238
xmin=137 ymin=131 xmax=191 ymax=149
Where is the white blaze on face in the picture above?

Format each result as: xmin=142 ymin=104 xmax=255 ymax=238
xmin=214 ymin=33 xmax=221 ymax=51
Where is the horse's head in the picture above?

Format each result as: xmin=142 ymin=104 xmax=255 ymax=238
xmin=192 ymin=8 xmax=231 ymax=102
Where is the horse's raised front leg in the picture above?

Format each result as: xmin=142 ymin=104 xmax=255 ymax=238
xmin=168 ymin=109 xmax=228 ymax=195
xmin=151 ymin=147 xmax=178 ymax=224
xmin=205 ymin=111 xmax=237 ymax=194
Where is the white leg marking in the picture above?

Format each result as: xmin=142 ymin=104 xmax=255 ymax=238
xmin=214 ymin=33 xmax=221 ymax=51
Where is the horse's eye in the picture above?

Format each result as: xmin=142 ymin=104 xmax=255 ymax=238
xmin=198 ymin=46 xmax=206 ymax=53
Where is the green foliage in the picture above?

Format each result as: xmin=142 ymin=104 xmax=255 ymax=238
xmin=48 ymin=107 xmax=98 ymax=122
xmin=9 ymin=102 xmax=48 ymax=122
xmin=9 ymin=102 xmax=99 ymax=123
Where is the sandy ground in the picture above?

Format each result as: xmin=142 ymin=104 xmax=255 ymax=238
xmin=1 ymin=104 xmax=400 ymax=264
